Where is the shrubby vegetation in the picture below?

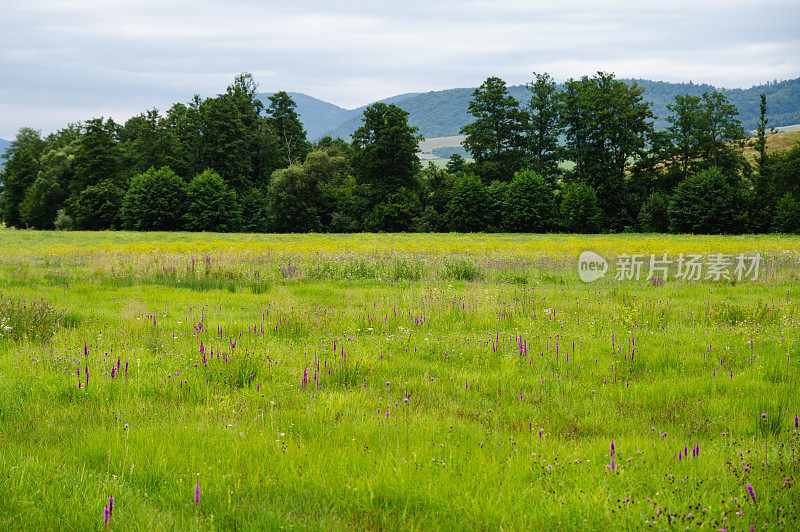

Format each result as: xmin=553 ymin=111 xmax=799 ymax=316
xmin=1 ymin=72 xmax=799 ymax=234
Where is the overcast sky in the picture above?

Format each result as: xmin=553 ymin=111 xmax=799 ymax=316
xmin=2 ymin=0 xmax=799 ymax=139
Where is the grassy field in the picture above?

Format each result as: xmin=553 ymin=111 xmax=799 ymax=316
xmin=0 ymin=230 xmax=799 ymax=530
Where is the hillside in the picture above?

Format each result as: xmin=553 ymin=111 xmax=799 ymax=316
xmin=274 ymin=77 xmax=800 ymax=142
xmin=742 ymin=129 xmax=800 ymax=163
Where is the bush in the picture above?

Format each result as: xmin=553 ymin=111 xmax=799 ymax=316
xmin=184 ymin=169 xmax=242 ymax=232
xmin=503 ymin=169 xmax=556 ymax=232
xmin=772 ymin=193 xmax=800 ymax=233
xmin=559 ymin=182 xmax=601 ymax=233
xmin=446 ymin=173 xmax=489 ymax=232
xmin=637 ymin=192 xmax=670 ymax=232
xmin=238 ymin=187 xmax=270 ymax=233
xmin=72 ymin=179 xmax=125 ymax=229
xmin=53 ymin=209 xmax=74 ymax=231
xmin=121 ymin=167 xmax=187 ymax=231
xmin=367 ymin=188 xmax=423 ymax=232
xmin=19 ymin=176 xmax=65 ymax=229
xmin=668 ymin=168 xmax=744 ymax=234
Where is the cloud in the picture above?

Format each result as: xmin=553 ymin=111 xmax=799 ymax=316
xmin=1 ymin=0 xmax=798 ymax=138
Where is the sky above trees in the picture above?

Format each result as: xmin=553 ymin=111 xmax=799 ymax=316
xmin=1 ymin=0 xmax=799 ymax=139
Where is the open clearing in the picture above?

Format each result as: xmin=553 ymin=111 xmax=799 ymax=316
xmin=0 ymin=232 xmax=798 ymax=530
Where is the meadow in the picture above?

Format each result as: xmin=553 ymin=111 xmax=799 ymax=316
xmin=0 ymin=231 xmax=798 ymax=530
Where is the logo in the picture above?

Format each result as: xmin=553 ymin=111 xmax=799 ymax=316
xmin=578 ymin=251 xmax=608 ymax=282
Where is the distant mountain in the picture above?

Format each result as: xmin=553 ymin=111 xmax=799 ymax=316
xmin=0 ymin=138 xmax=10 ymax=170
xmin=258 ymin=91 xmax=420 ymax=141
xmin=272 ymin=77 xmax=800 ymax=142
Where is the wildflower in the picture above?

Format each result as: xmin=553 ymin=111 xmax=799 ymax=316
xmin=194 ymin=474 xmax=200 ymax=504
xmin=746 ymin=483 xmax=756 ymax=504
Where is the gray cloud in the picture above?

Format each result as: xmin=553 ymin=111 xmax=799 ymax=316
xmin=1 ymin=0 xmax=798 ymax=139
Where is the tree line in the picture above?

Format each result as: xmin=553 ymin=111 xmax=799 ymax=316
xmin=1 ymin=72 xmax=799 ymax=234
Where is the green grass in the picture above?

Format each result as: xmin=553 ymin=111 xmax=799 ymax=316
xmin=0 ymin=230 xmax=799 ymax=530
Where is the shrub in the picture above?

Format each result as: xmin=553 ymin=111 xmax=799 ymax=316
xmin=559 ymin=182 xmax=601 ymax=233
xmin=53 ymin=209 xmax=74 ymax=231
xmin=503 ymin=169 xmax=556 ymax=232
xmin=668 ymin=168 xmax=744 ymax=234
xmin=446 ymin=173 xmax=489 ymax=232
xmin=238 ymin=187 xmax=270 ymax=233
xmin=637 ymin=192 xmax=670 ymax=232
xmin=366 ymin=188 xmax=423 ymax=232
xmin=72 ymin=179 xmax=125 ymax=229
xmin=121 ymin=167 xmax=187 ymax=231
xmin=184 ymin=169 xmax=242 ymax=232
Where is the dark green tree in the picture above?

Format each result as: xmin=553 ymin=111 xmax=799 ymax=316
xmin=72 ymin=179 xmax=125 ymax=229
xmin=184 ymin=169 xmax=242 ymax=232
xmin=121 ymin=109 xmax=182 ymax=177
xmin=445 ymin=153 xmax=465 ymax=174
xmin=772 ymin=193 xmax=800 ymax=233
xmin=445 ymin=173 xmax=490 ymax=232
xmin=420 ymin=163 xmax=455 ymax=232
xmin=525 ymin=72 xmax=562 ymax=183
xmin=351 ymin=103 xmax=422 ymax=201
xmin=700 ymin=91 xmax=745 ymax=174
xmin=238 ymin=187 xmax=271 ymax=233
xmin=165 ymin=99 xmax=203 ymax=178
xmin=664 ymin=91 xmax=745 ymax=179
xmin=18 ymin=147 xmax=74 ymax=229
xmin=197 ymin=94 xmax=253 ymax=190
xmin=267 ymin=150 xmax=348 ymax=233
xmin=460 ymin=77 xmax=527 ymax=182
xmin=750 ymin=94 xmax=775 ymax=232
xmin=71 ymin=118 xmax=123 ymax=196
xmin=366 ymin=187 xmax=424 ymax=232
xmin=120 ymin=167 xmax=187 ymax=231
xmin=559 ymin=182 xmax=602 ymax=233
xmin=637 ymin=192 xmax=670 ymax=233
xmin=560 ymin=73 xmax=654 ymax=231
xmin=0 ymin=128 xmax=45 ymax=227
xmin=665 ymin=94 xmax=704 ymax=180
xmin=268 ymin=165 xmax=322 ymax=233
xmin=266 ymin=91 xmax=311 ymax=167
xmin=503 ymin=169 xmax=556 ymax=232
xmin=668 ymin=168 xmax=744 ymax=234
xmin=770 ymin=142 xmax=800 ymax=198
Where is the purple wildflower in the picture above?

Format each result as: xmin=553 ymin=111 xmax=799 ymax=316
xmin=194 ymin=474 xmax=200 ymax=504
xmin=746 ymin=483 xmax=756 ymax=504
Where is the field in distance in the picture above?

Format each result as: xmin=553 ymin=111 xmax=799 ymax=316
xmin=0 ymin=231 xmax=798 ymax=530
